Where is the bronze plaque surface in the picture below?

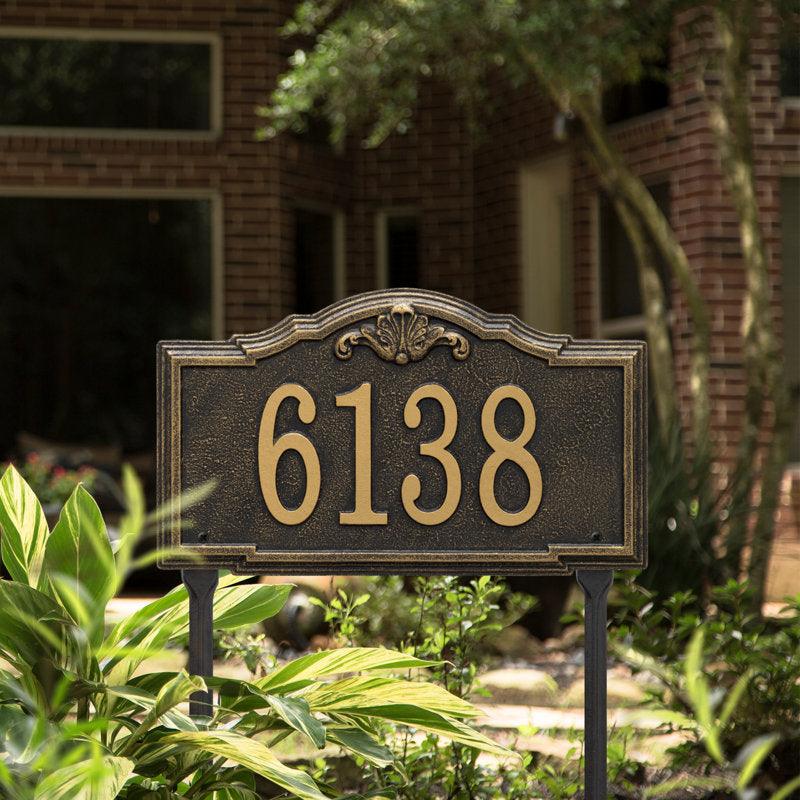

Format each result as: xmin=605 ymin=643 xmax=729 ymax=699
xmin=158 ymin=290 xmax=646 ymax=574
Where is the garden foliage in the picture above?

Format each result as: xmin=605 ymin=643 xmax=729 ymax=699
xmin=0 ymin=465 xmax=506 ymax=800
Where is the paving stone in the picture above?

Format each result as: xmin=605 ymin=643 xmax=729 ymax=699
xmin=478 ymin=667 xmax=560 ymax=706
xmin=562 ymin=673 xmax=647 ymax=708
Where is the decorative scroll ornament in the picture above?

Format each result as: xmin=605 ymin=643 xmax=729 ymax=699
xmin=335 ymin=303 xmax=469 ymax=364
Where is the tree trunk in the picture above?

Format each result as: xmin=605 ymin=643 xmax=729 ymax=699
xmin=570 ymin=93 xmax=712 ymax=466
xmin=703 ymin=0 xmax=794 ymax=611
xmin=585 ymin=153 xmax=678 ymax=433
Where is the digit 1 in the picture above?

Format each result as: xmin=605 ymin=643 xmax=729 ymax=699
xmin=336 ymin=382 xmax=388 ymax=525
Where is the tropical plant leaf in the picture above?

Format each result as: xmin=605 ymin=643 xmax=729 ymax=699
xmin=213 ymin=583 xmax=292 ymax=631
xmin=32 ymin=753 xmax=134 ymax=800
xmin=345 ymin=702 xmax=507 ymax=754
xmin=112 ymin=464 xmax=146 ymax=588
xmin=685 ymin=628 xmax=724 ymax=764
xmin=104 ymin=582 xmax=189 ymax=650
xmin=326 ymin=726 xmax=396 ymax=769
xmin=209 ymin=781 xmax=260 ymax=800
xmin=771 ymin=775 xmax=800 ymax=800
xmin=0 ymin=464 xmax=50 ymax=590
xmin=45 ymin=486 xmax=115 ymax=644
xmin=118 ymin=671 xmax=205 ymax=756
xmin=106 ymin=682 xmax=198 ymax=732
xmin=266 ymin=695 xmax=326 ymax=748
xmin=104 ymin=578 xmax=289 ymax=685
xmin=0 ymin=581 xmax=73 ymax=667
xmin=306 ymin=675 xmax=480 ymax=718
xmin=258 ymin=647 xmax=435 ymax=693
xmin=735 ymin=733 xmax=780 ymax=789
xmin=158 ymin=729 xmax=329 ymax=800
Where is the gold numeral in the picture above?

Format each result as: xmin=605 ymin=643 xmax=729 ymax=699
xmin=479 ymin=385 xmax=542 ymax=526
xmin=336 ymin=383 xmax=388 ymax=525
xmin=402 ymin=384 xmax=462 ymax=525
xmin=259 ymin=381 xmax=542 ymax=529
xmin=258 ymin=383 xmax=321 ymax=525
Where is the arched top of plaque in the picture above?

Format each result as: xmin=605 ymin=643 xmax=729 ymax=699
xmin=158 ymin=289 xmax=646 ymax=576
xmin=222 ymin=289 xmax=634 ymax=366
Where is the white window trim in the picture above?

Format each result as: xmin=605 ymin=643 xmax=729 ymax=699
xmin=518 ymin=153 xmax=573 ymax=334
xmin=375 ymin=206 xmax=420 ymax=289
xmin=0 ymin=185 xmax=224 ymax=338
xmin=0 ymin=26 xmax=222 ymax=139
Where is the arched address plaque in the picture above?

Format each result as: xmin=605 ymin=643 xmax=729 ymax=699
xmin=157 ymin=289 xmax=647 ymax=799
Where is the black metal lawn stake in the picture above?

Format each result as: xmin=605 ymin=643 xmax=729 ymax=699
xmin=159 ymin=289 xmax=647 ymax=795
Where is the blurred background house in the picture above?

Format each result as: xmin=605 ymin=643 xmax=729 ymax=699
xmin=0 ymin=1 xmax=797 ymax=598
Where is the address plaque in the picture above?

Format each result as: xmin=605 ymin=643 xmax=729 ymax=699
xmin=157 ymin=289 xmax=646 ymax=575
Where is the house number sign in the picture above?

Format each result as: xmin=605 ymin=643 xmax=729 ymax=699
xmin=157 ymin=289 xmax=647 ymax=575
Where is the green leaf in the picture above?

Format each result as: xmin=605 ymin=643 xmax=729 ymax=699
xmin=771 ymin=775 xmax=800 ymax=800
xmin=33 ymin=753 xmax=134 ymax=800
xmin=735 ymin=733 xmax=780 ymax=789
xmin=106 ymin=682 xmax=198 ymax=732
xmin=684 ymin=628 xmax=724 ymax=765
xmin=112 ymin=464 xmax=146 ymax=586
xmin=0 ymin=464 xmax=50 ymax=589
xmin=331 ymin=702 xmax=508 ymax=756
xmin=0 ymin=580 xmax=73 ymax=667
xmin=210 ymin=782 xmax=260 ymax=800
xmin=326 ymin=726 xmax=396 ymax=769
xmin=45 ymin=486 xmax=115 ymax=643
xmin=118 ymin=671 xmax=205 ymax=756
xmin=213 ymin=583 xmax=292 ymax=631
xmin=104 ymin=577 xmax=288 ymax=685
xmin=266 ymin=695 xmax=326 ymax=748
xmin=159 ymin=729 xmax=329 ymax=800
xmin=104 ymin=582 xmax=189 ymax=650
xmin=258 ymin=647 xmax=435 ymax=693
xmin=307 ymin=675 xmax=480 ymax=718
xmin=717 ymin=669 xmax=751 ymax=731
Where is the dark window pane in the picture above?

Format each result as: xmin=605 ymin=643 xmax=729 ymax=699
xmin=387 ymin=215 xmax=420 ymax=287
xmin=599 ymin=182 xmax=670 ymax=321
xmin=294 ymin=209 xmax=335 ymax=314
xmin=780 ymin=33 xmax=800 ymax=97
xmin=0 ymin=197 xmax=212 ymax=455
xmin=780 ymin=177 xmax=800 ymax=461
xmin=602 ymin=47 xmax=670 ymax=124
xmin=0 ymin=38 xmax=211 ymax=130
xmin=603 ymin=77 xmax=670 ymax=124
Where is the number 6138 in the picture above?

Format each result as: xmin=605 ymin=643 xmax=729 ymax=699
xmin=258 ymin=382 xmax=542 ymax=527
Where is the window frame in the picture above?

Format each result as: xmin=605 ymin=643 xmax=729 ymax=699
xmin=0 ymin=26 xmax=222 ymax=139
xmin=594 ymin=179 xmax=672 ymax=339
xmin=0 ymin=185 xmax=224 ymax=337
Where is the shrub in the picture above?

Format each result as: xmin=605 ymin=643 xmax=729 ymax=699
xmin=0 ymin=464 xmax=508 ymax=800
xmin=614 ymin=576 xmax=800 ymax=793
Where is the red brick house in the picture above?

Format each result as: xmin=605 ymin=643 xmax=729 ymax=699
xmin=0 ymin=1 xmax=797 ymax=595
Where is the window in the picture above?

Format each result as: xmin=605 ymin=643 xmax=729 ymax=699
xmin=780 ymin=30 xmax=800 ymax=99
xmin=377 ymin=211 xmax=420 ymax=288
xmin=293 ymin=207 xmax=344 ymax=314
xmin=602 ymin=47 xmax=670 ymax=124
xmin=598 ymin=182 xmax=671 ymax=336
xmin=0 ymin=196 xmax=214 ymax=456
xmin=0 ymin=29 xmax=218 ymax=134
xmin=781 ymin=177 xmax=800 ymax=461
